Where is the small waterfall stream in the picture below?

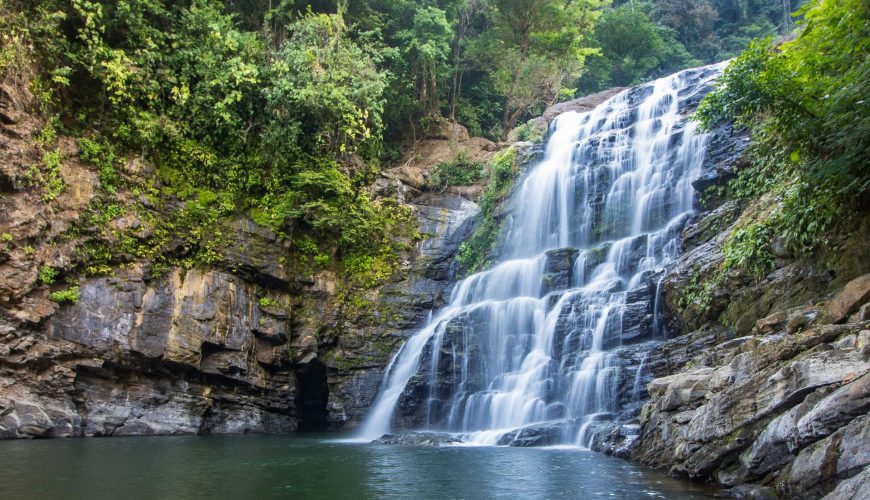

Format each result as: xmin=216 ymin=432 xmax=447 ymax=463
xmin=358 ymin=63 xmax=726 ymax=445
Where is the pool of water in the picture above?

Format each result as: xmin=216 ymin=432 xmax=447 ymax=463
xmin=0 ymin=435 xmax=718 ymax=499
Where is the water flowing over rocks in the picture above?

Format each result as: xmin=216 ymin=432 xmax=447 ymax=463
xmin=3 ymin=55 xmax=869 ymax=498
xmin=358 ymin=63 xmax=870 ymax=498
xmin=358 ymin=63 xmax=731 ymax=445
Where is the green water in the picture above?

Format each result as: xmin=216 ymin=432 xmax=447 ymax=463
xmin=0 ymin=435 xmax=718 ymax=499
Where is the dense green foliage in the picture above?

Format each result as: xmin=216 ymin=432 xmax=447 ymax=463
xmin=49 ymin=286 xmax=81 ymax=304
xmin=0 ymin=0 xmax=421 ymax=285
xmin=698 ymin=0 xmax=870 ymax=276
xmin=579 ymin=3 xmax=696 ymax=91
xmin=579 ymin=0 xmax=808 ymax=92
xmin=342 ymin=0 xmax=609 ymax=140
xmin=1 ymin=0 xmax=833 ymax=291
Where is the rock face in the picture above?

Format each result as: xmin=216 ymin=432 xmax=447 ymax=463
xmin=581 ymin=214 xmax=870 ymax=498
xmin=373 ymin=431 xmax=462 ymax=446
xmin=0 ymin=192 xmax=478 ymax=438
xmin=610 ymin=110 xmax=870 ymax=497
xmin=0 ymin=81 xmax=483 ymax=438
xmin=507 ymin=87 xmax=628 ymax=142
xmin=381 ymin=120 xmax=497 ymax=200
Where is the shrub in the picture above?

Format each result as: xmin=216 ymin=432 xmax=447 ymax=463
xmin=50 ymin=286 xmax=80 ymax=304
xmin=38 ymin=265 xmax=58 ymax=284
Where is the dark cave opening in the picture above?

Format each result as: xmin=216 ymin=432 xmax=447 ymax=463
xmin=294 ymin=358 xmax=329 ymax=431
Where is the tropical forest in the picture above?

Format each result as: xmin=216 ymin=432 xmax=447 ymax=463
xmin=0 ymin=0 xmax=868 ymax=498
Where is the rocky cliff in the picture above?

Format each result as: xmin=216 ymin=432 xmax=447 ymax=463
xmin=579 ymin=120 xmax=870 ymax=497
xmin=625 ymin=199 xmax=870 ymax=496
xmin=0 ymin=81 xmax=487 ymax=438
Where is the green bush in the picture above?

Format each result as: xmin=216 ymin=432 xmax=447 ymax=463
xmin=722 ymin=222 xmax=774 ymax=277
xmin=38 ymin=265 xmax=58 ymax=284
xmin=77 ymin=137 xmax=119 ymax=192
xmin=50 ymin=286 xmax=80 ymax=304
xmin=258 ymin=297 xmax=280 ymax=308
xmin=455 ymin=147 xmax=518 ymax=272
xmin=427 ymin=156 xmax=485 ymax=191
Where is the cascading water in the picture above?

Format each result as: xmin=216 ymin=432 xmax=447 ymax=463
xmin=358 ymin=63 xmax=726 ymax=446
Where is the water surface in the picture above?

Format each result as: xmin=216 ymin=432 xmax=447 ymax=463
xmin=0 ymin=435 xmax=717 ymax=499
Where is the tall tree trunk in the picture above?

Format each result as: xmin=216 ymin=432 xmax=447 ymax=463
xmin=450 ymin=1 xmax=483 ymax=121
xmin=501 ymin=62 xmax=522 ymax=139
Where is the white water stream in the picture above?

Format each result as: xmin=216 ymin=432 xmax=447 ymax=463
xmin=359 ymin=64 xmax=726 ymax=446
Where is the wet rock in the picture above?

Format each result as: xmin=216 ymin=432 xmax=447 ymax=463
xmin=619 ymin=300 xmax=654 ymax=344
xmin=498 ymin=422 xmax=569 ymax=447
xmin=690 ymin=123 xmax=750 ymax=211
xmin=414 ymin=193 xmax=480 ymax=281
xmin=542 ymin=248 xmax=579 ymax=293
xmin=635 ymin=316 xmax=870 ymax=496
xmin=394 ymin=310 xmax=489 ymax=429
xmin=781 ymin=415 xmax=870 ymax=497
xmin=374 ymin=431 xmax=462 ymax=446
xmin=512 ymin=141 xmax=545 ymax=174
xmin=821 ymin=465 xmax=870 ymax=500
xmin=718 ymin=484 xmax=777 ymax=499
xmin=681 ymin=201 xmax=741 ymax=252
xmin=587 ymin=421 xmax=642 ymax=458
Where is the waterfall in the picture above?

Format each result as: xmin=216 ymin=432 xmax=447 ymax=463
xmin=358 ymin=63 xmax=726 ymax=445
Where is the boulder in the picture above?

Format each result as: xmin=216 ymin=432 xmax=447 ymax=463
xmin=782 ymin=415 xmax=870 ymax=497
xmin=541 ymin=87 xmax=626 ymax=122
xmin=821 ymin=465 xmax=870 ymax=500
xmin=542 ymin=248 xmax=579 ymax=293
xmin=497 ymin=422 xmax=569 ymax=447
xmin=821 ymin=273 xmax=870 ymax=324
xmin=647 ymin=368 xmax=714 ymax=412
xmin=374 ymin=431 xmax=462 ymax=446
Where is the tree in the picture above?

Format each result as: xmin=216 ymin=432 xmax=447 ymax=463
xmin=488 ymin=0 xmax=606 ymax=137
xmin=653 ymin=0 xmax=720 ymax=61
xmin=697 ymin=0 xmax=870 ymax=256
xmin=397 ymin=6 xmax=452 ymax=117
xmin=448 ymin=0 xmax=487 ymax=120
xmin=263 ymin=10 xmax=388 ymax=167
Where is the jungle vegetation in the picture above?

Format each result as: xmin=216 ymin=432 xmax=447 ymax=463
xmin=0 ymin=0 xmax=836 ymax=287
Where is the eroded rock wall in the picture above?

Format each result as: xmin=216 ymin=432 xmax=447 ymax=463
xmin=0 ymin=80 xmax=484 ymax=438
xmin=610 ymin=121 xmax=870 ymax=497
xmin=0 ymin=190 xmax=480 ymax=438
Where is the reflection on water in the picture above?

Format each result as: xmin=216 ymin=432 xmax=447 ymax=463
xmin=0 ymin=435 xmax=717 ymax=499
